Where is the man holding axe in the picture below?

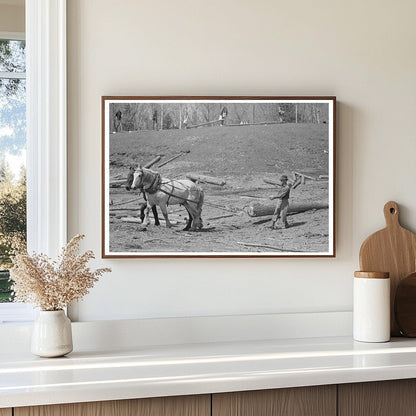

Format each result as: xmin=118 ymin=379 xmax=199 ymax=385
xmin=269 ymin=174 xmax=301 ymax=230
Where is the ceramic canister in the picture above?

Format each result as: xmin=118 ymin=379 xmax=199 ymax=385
xmin=353 ymin=271 xmax=390 ymax=343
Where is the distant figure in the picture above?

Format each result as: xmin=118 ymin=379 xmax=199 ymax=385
xmin=114 ymin=109 xmax=122 ymax=132
xmin=278 ymin=106 xmax=285 ymax=123
xmin=269 ymin=174 xmax=301 ymax=229
xmin=183 ymin=114 xmax=188 ymax=129
xmin=219 ymin=106 xmax=228 ymax=126
xmin=152 ymin=109 xmax=158 ymax=130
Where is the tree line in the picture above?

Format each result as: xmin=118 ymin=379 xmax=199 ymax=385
xmin=0 ymin=161 xmax=26 ymax=302
xmin=109 ymin=102 xmax=329 ymax=132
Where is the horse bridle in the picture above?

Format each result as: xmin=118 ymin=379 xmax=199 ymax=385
xmin=138 ymin=169 xmax=161 ymax=194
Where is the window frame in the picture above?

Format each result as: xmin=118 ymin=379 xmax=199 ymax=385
xmin=0 ymin=0 xmax=67 ymax=323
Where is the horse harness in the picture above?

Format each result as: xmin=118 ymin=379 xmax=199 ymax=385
xmin=142 ymin=172 xmax=162 ymax=194
xmin=142 ymin=171 xmax=200 ymax=205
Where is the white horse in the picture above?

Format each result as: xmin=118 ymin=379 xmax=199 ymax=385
xmin=131 ymin=167 xmax=204 ymax=231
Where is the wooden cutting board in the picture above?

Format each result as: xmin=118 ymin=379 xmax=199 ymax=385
xmin=395 ymin=272 xmax=416 ymax=337
xmin=359 ymin=201 xmax=416 ymax=336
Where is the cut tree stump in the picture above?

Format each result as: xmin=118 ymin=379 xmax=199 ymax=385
xmin=186 ymin=173 xmax=226 ymax=186
xmin=247 ymin=200 xmax=329 ymax=217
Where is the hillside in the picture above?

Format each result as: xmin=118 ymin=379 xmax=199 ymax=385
xmin=110 ymin=123 xmax=329 ymax=181
xmin=108 ymin=123 xmax=331 ymax=254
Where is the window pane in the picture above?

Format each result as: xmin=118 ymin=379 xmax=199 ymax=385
xmin=0 ymin=78 xmax=26 ymax=156
xmin=0 ymin=75 xmax=26 ymax=303
xmin=0 ymin=40 xmax=26 ymax=73
xmin=0 ymin=270 xmax=12 ymax=302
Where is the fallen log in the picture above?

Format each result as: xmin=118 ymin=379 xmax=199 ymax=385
xmin=237 ymin=241 xmax=305 ymax=252
xmin=110 ymin=179 xmax=127 ymax=188
xmin=204 ymin=201 xmax=236 ymax=213
xmin=186 ymin=173 xmax=226 ymax=186
xmin=263 ymin=178 xmax=280 ymax=186
xmin=247 ymin=200 xmax=329 ymax=217
xmin=121 ymin=217 xmax=178 ymax=225
xmin=294 ymin=171 xmax=316 ymax=181
xmin=264 ymin=176 xmax=303 ymax=187
xmin=225 ymin=121 xmax=280 ymax=127
xmin=110 ymin=156 xmax=162 ymax=189
xmin=158 ymin=150 xmax=190 ymax=168
xmin=206 ymin=213 xmax=235 ymax=221
xmin=144 ymin=155 xmax=162 ymax=169
xmin=240 ymin=195 xmax=266 ymax=199
xmin=110 ymin=197 xmax=141 ymax=207
xmin=264 ymin=177 xmax=301 ymax=187
xmin=110 ymin=208 xmax=141 ymax=212
xmin=187 ymin=119 xmax=221 ymax=129
xmin=318 ymin=175 xmax=329 ymax=180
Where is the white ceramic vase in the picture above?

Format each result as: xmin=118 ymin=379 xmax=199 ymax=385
xmin=31 ymin=310 xmax=73 ymax=357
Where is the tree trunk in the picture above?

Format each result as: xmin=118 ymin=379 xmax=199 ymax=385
xmin=186 ymin=173 xmax=226 ymax=186
xmin=247 ymin=200 xmax=329 ymax=217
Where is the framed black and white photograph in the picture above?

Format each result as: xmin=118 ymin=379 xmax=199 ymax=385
xmin=102 ymin=96 xmax=336 ymax=258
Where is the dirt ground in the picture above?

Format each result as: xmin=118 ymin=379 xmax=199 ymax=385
xmin=108 ymin=124 xmax=331 ymax=254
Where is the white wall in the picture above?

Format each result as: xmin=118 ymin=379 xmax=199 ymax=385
xmin=0 ymin=3 xmax=24 ymax=33
xmin=67 ymin=0 xmax=416 ymax=322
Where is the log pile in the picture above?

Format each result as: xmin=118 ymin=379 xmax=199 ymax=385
xmin=247 ymin=200 xmax=329 ymax=217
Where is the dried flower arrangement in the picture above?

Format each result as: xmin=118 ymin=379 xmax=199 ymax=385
xmin=10 ymin=234 xmax=111 ymax=311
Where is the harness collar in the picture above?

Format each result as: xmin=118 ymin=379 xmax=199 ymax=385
xmin=143 ymin=171 xmax=161 ymax=194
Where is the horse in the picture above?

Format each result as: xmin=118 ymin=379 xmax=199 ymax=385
xmin=131 ymin=167 xmax=204 ymax=231
xmin=125 ymin=166 xmax=160 ymax=226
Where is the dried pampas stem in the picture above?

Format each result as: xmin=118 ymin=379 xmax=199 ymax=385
xmin=10 ymin=234 xmax=111 ymax=311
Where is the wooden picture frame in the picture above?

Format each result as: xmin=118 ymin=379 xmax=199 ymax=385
xmin=102 ymin=96 xmax=336 ymax=258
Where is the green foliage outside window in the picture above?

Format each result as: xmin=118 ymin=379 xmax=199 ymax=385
xmin=0 ymin=38 xmax=27 ymax=303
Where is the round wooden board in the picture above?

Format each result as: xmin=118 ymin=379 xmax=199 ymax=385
xmin=395 ymin=272 xmax=416 ymax=337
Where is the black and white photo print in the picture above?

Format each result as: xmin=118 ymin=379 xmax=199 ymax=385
xmin=102 ymin=97 xmax=335 ymax=257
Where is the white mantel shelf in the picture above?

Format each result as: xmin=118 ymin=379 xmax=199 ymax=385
xmin=2 ymin=335 xmax=416 ymax=409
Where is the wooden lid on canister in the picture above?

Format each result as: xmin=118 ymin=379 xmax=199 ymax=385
xmin=354 ymin=271 xmax=390 ymax=279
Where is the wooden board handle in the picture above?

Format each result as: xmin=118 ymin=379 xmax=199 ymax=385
xmin=384 ymin=201 xmax=400 ymax=228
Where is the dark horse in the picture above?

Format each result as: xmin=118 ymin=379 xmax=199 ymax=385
xmin=125 ymin=166 xmax=160 ymax=226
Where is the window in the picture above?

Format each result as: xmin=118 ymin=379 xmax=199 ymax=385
xmin=0 ymin=36 xmax=26 ymax=301
xmin=0 ymin=32 xmax=34 ymax=322
xmin=0 ymin=1 xmax=67 ymax=324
